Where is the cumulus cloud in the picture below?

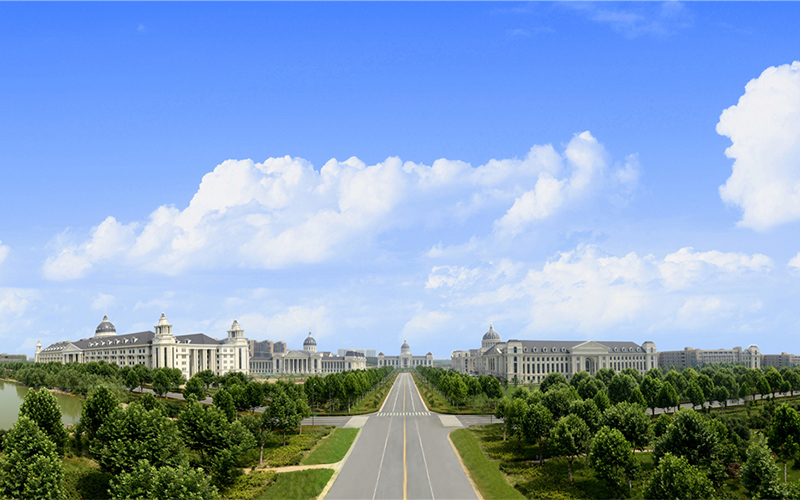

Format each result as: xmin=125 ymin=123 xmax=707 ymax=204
xmin=43 ymin=134 xmax=639 ymax=279
xmin=91 ymin=293 xmax=116 ymax=312
xmin=718 ymin=61 xmax=800 ymax=231
xmin=0 ymin=241 xmax=9 ymax=267
xmin=789 ymin=252 xmax=800 ymax=270
xmin=428 ymin=244 xmax=774 ymax=333
xmin=401 ymin=310 xmax=453 ymax=343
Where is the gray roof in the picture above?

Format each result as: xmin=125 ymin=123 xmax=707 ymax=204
xmin=74 ymin=331 xmax=156 ymax=349
xmin=95 ymin=315 xmax=116 ymax=334
xmin=506 ymin=339 xmax=645 ymax=354
xmin=175 ymin=333 xmax=223 ymax=345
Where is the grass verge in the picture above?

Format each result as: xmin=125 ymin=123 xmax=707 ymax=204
xmin=450 ymin=428 xmax=526 ymax=500
xmin=256 ymin=468 xmax=335 ymax=500
xmin=301 ymin=428 xmax=359 ymax=465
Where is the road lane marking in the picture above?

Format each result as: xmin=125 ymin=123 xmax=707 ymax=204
xmin=403 ymin=417 xmax=408 ymax=500
xmin=371 ymin=417 xmax=394 ymax=500
xmin=415 ymin=418 xmax=435 ymax=499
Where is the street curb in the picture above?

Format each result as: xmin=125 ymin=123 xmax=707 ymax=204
xmin=448 ymin=430 xmax=484 ymax=500
xmin=318 ymin=427 xmax=363 ymax=499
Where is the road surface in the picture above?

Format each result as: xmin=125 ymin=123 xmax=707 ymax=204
xmin=326 ymin=372 xmax=478 ymax=500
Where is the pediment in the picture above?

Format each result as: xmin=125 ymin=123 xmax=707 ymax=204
xmin=571 ymin=341 xmax=611 ymax=354
xmin=61 ymin=343 xmax=82 ymax=354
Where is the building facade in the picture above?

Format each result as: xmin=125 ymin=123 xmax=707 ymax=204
xmin=762 ymin=352 xmax=800 ymax=369
xmin=35 ymin=314 xmax=250 ymax=379
xmin=338 ymin=348 xmax=377 ymax=358
xmin=377 ymin=340 xmax=434 ymax=369
xmin=658 ymin=345 xmax=761 ymax=370
xmin=451 ymin=324 xmax=658 ymax=383
xmin=249 ymin=332 xmax=367 ymax=375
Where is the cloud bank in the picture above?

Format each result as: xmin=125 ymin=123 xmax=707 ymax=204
xmin=718 ymin=61 xmax=800 ymax=231
xmin=43 ymin=132 xmax=638 ymax=280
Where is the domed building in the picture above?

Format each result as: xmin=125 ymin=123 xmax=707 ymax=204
xmin=451 ymin=323 xmax=659 ymax=383
xmin=249 ymin=331 xmax=367 ymax=375
xmin=35 ymin=313 xmax=250 ymax=379
xmin=377 ymin=339 xmax=433 ymax=369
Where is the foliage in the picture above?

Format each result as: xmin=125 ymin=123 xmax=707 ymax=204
xmin=742 ymin=435 xmax=788 ymax=500
xmin=589 ymin=426 xmax=638 ymax=499
xmin=109 ymin=459 xmax=218 ymax=500
xmin=220 ymin=470 xmax=276 ymax=500
xmin=214 ymin=388 xmax=238 ymax=422
xmin=81 ymin=385 xmax=121 ymax=440
xmin=767 ymin=404 xmax=800 ymax=482
xmin=184 ymin=376 xmax=207 ymax=401
xmin=92 ymin=403 xmax=184 ymax=475
xmin=643 ymin=453 xmax=715 ymax=500
xmin=18 ymin=387 xmax=69 ymax=455
xmin=602 ymin=402 xmax=651 ymax=452
xmin=523 ymin=402 xmax=553 ymax=464
xmin=264 ymin=391 xmax=303 ymax=446
xmin=152 ymin=369 xmax=172 ymax=398
xmin=607 ymin=373 xmax=637 ymax=405
xmin=549 ymin=413 xmax=591 ymax=484
xmin=654 ymin=408 xmax=718 ymax=466
xmin=0 ymin=415 xmax=65 ymax=500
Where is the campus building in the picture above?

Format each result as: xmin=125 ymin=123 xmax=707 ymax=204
xmin=658 ymin=345 xmax=761 ymax=369
xmin=762 ymin=352 xmax=800 ymax=369
xmin=34 ymin=314 xmax=250 ymax=378
xmin=451 ymin=324 xmax=658 ymax=383
xmin=377 ymin=340 xmax=433 ymax=369
xmin=249 ymin=332 xmax=367 ymax=375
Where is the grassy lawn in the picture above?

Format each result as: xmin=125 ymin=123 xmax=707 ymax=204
xmin=63 ymin=455 xmax=113 ymax=500
xmin=221 ymin=470 xmax=277 ymax=500
xmin=255 ymin=469 xmax=335 ymax=500
xmin=301 ymin=428 xmax=359 ymax=465
xmin=253 ymin=426 xmax=333 ymax=467
xmin=450 ymin=428 xmax=526 ymax=500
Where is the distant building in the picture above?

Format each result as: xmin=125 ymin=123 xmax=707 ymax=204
xmin=761 ymin=352 xmax=800 ymax=369
xmin=451 ymin=324 xmax=658 ymax=383
xmin=338 ymin=348 xmax=377 ymax=358
xmin=249 ymin=332 xmax=366 ymax=375
xmin=377 ymin=340 xmax=433 ymax=369
xmin=658 ymin=345 xmax=761 ymax=370
xmin=34 ymin=314 xmax=250 ymax=378
xmin=0 ymin=353 xmax=27 ymax=363
xmin=249 ymin=340 xmax=274 ymax=357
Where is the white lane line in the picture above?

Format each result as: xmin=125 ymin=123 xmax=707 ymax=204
xmin=409 ymin=374 xmax=417 ymax=412
xmin=372 ymin=414 xmax=394 ymax=500
xmin=414 ymin=418 xmax=435 ymax=499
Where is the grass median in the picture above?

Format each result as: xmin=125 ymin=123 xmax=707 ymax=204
xmin=301 ymin=427 xmax=359 ymax=465
xmin=450 ymin=428 xmax=525 ymax=500
xmin=255 ymin=469 xmax=334 ymax=500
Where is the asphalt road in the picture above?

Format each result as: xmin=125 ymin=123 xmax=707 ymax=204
xmin=326 ymin=372 xmax=478 ymax=500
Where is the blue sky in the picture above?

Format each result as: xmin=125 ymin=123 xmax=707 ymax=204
xmin=2 ymin=2 xmax=800 ymax=359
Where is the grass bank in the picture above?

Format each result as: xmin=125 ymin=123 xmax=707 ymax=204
xmin=450 ymin=428 xmax=525 ymax=500
xmin=256 ymin=468 xmax=334 ymax=500
xmin=301 ymin=427 xmax=359 ymax=465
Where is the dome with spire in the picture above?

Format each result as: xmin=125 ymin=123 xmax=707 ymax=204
xmin=482 ymin=324 xmax=500 ymax=341
xmin=401 ymin=339 xmax=410 ymax=355
xmin=94 ymin=315 xmax=117 ymax=338
xmin=303 ymin=332 xmax=317 ymax=346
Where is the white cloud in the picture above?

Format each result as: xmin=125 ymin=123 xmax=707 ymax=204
xmin=718 ymin=61 xmax=800 ymax=231
xmin=43 ymin=134 xmax=638 ymax=279
xmin=789 ymin=252 xmax=800 ymax=270
xmin=91 ymin=293 xmax=116 ymax=312
xmin=0 ymin=241 xmax=9 ymax=267
xmin=569 ymin=2 xmax=693 ymax=39
xmin=427 ymin=244 xmax=775 ymax=335
xmin=401 ymin=310 xmax=452 ymax=345
xmin=495 ymin=132 xmax=615 ymax=237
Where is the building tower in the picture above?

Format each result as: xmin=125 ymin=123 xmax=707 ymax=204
xmin=303 ymin=332 xmax=317 ymax=353
xmin=401 ymin=339 xmax=410 ymax=355
xmin=481 ymin=324 xmax=501 ymax=350
xmin=94 ymin=315 xmax=117 ymax=338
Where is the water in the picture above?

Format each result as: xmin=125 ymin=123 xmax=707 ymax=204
xmin=0 ymin=381 xmax=83 ymax=430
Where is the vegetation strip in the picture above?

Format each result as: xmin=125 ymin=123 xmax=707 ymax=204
xmin=255 ymin=468 xmax=334 ymax=500
xmin=450 ymin=428 xmax=526 ymax=500
xmin=301 ymin=427 xmax=359 ymax=465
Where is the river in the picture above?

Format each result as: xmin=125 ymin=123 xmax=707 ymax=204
xmin=0 ymin=380 xmax=83 ymax=430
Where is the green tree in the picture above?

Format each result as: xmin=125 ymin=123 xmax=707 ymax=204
xmin=656 ymin=382 xmax=679 ymax=413
xmin=183 ymin=377 xmax=206 ymax=402
xmin=265 ymin=392 xmax=302 ymax=446
xmin=109 ymin=460 xmax=218 ymax=500
xmin=504 ymin=397 xmax=529 ymax=450
xmin=0 ymin=415 xmax=65 ymax=500
xmin=540 ymin=372 xmax=568 ymax=393
xmin=81 ymin=385 xmax=121 ymax=440
xmin=550 ymin=414 xmax=591 ymax=484
xmin=756 ymin=376 xmax=771 ymax=400
xmin=19 ymin=387 xmax=68 ymax=456
xmin=696 ymin=374 xmax=715 ymax=402
xmin=450 ymin=376 xmax=468 ymax=410
xmin=595 ymin=367 xmax=616 ymax=386
xmin=543 ymin=385 xmax=578 ymax=420
xmin=765 ymin=367 xmax=785 ymax=399
xmin=628 ymin=387 xmax=646 ymax=407
xmin=136 ymin=392 xmax=162 ymax=412
xmin=241 ymin=411 xmax=273 ymax=467
xmin=713 ymin=386 xmax=730 ymax=411
xmin=643 ymin=453 xmax=715 ymax=500
xmin=654 ymin=408 xmax=718 ymax=466
xmin=152 ymin=369 xmax=171 ymax=398
xmin=212 ymin=388 xmax=237 ymax=422
xmin=767 ymin=404 xmax=800 ymax=482
xmin=576 ymin=377 xmax=605 ymax=400
xmin=742 ymin=435 xmax=788 ymax=500
xmin=607 ymin=373 xmax=637 ymax=405
xmin=125 ymin=369 xmax=141 ymax=393
xmin=523 ymin=403 xmax=553 ymax=464
xmin=92 ymin=404 xmax=184 ymax=475
xmin=685 ymin=381 xmax=705 ymax=410
xmin=243 ymin=381 xmax=265 ymax=413
xmin=570 ymin=398 xmax=602 ymax=433
xmin=590 ymin=427 xmax=638 ymax=500
xmin=195 ymin=370 xmax=217 ymax=391
xmin=593 ymin=389 xmax=611 ymax=413
xmin=602 ymin=402 xmax=651 ymax=452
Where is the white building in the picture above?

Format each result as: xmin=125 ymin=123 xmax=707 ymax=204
xmin=35 ymin=314 xmax=250 ymax=378
xmin=377 ymin=340 xmax=433 ymax=369
xmin=451 ymin=324 xmax=658 ymax=383
xmin=249 ymin=332 xmax=367 ymax=375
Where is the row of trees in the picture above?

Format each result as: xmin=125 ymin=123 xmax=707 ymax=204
xmin=492 ymin=374 xmax=800 ymax=499
xmin=416 ymin=365 xmax=503 ymax=409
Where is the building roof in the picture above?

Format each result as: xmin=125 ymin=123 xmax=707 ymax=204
xmin=482 ymin=324 xmax=500 ymax=341
xmin=304 ymin=332 xmax=317 ymax=346
xmin=95 ymin=315 xmax=116 ymax=335
xmin=506 ymin=339 xmax=645 ymax=354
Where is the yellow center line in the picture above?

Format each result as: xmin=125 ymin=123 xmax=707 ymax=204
xmin=403 ymin=374 xmax=408 ymax=500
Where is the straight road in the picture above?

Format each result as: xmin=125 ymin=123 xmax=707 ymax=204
xmin=326 ymin=372 xmax=478 ymax=500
